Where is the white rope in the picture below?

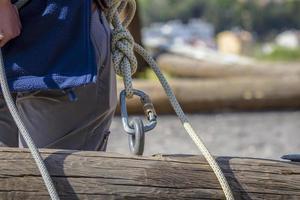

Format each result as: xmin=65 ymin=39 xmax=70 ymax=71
xmin=14 ymin=0 xmax=30 ymax=9
xmin=106 ymin=0 xmax=235 ymax=199
xmin=105 ymin=0 xmax=137 ymax=98
xmin=1 ymin=0 xmax=235 ymax=199
xmin=0 ymin=1 xmax=60 ymax=200
xmin=0 ymin=49 xmax=60 ymax=200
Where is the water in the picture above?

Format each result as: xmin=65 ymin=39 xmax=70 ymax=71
xmin=107 ymin=111 xmax=300 ymax=160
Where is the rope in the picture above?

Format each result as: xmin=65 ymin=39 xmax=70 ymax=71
xmin=105 ymin=0 xmax=137 ymax=98
xmin=105 ymin=0 xmax=235 ymax=199
xmin=0 ymin=1 xmax=60 ymax=200
xmin=1 ymin=0 xmax=235 ymax=199
xmin=14 ymin=0 xmax=30 ymax=9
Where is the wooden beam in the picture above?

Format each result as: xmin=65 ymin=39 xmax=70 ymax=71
xmin=0 ymin=148 xmax=299 ymax=199
xmin=157 ymin=54 xmax=300 ymax=78
xmin=117 ymin=77 xmax=300 ymax=114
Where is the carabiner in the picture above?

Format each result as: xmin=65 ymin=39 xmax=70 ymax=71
xmin=128 ymin=118 xmax=145 ymax=155
xmin=120 ymin=89 xmax=158 ymax=155
xmin=120 ymin=89 xmax=157 ymax=135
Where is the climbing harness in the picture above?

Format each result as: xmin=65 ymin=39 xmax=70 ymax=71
xmin=0 ymin=0 xmax=234 ymax=200
xmin=120 ymin=89 xmax=157 ymax=155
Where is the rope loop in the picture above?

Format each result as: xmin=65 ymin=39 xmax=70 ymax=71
xmin=104 ymin=0 xmax=137 ymax=97
xmin=104 ymin=0 xmax=235 ymax=198
xmin=111 ymin=25 xmax=137 ymax=76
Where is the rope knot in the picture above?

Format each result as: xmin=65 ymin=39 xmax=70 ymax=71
xmin=105 ymin=0 xmax=138 ymax=97
xmin=111 ymin=26 xmax=137 ymax=77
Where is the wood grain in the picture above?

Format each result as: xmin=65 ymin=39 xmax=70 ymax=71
xmin=0 ymin=148 xmax=298 ymax=199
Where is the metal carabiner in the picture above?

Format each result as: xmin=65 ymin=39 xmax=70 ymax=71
xmin=128 ymin=118 xmax=145 ymax=155
xmin=120 ymin=89 xmax=158 ymax=155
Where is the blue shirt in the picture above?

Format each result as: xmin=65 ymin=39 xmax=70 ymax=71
xmin=3 ymin=0 xmax=97 ymax=92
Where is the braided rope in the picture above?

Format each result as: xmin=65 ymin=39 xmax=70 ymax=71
xmin=106 ymin=0 xmax=235 ymax=199
xmin=2 ymin=0 xmax=234 ymax=199
xmin=0 ymin=50 xmax=60 ymax=200
xmin=0 ymin=1 xmax=60 ymax=199
xmin=105 ymin=0 xmax=137 ymax=97
xmin=14 ymin=0 xmax=30 ymax=9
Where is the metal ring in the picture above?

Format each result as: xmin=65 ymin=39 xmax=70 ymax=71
xmin=128 ymin=118 xmax=145 ymax=155
xmin=120 ymin=89 xmax=157 ymax=134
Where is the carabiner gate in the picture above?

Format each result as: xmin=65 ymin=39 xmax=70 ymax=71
xmin=120 ymin=89 xmax=157 ymax=155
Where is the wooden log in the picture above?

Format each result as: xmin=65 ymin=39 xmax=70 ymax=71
xmin=0 ymin=148 xmax=299 ymax=199
xmin=117 ymin=76 xmax=300 ymax=114
xmin=157 ymin=54 xmax=300 ymax=78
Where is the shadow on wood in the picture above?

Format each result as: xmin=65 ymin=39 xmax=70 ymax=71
xmin=0 ymin=148 xmax=299 ymax=199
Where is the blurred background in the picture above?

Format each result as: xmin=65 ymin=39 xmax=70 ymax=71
xmin=107 ymin=0 xmax=300 ymax=160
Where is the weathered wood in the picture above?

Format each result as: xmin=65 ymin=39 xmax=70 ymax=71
xmin=117 ymin=77 xmax=300 ymax=114
xmin=157 ymin=54 xmax=300 ymax=78
xmin=0 ymin=148 xmax=299 ymax=199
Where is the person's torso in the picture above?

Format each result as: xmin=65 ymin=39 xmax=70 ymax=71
xmin=3 ymin=0 xmax=97 ymax=92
